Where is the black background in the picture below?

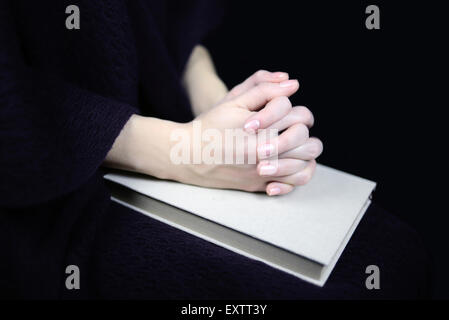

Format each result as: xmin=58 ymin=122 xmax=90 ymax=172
xmin=206 ymin=1 xmax=447 ymax=298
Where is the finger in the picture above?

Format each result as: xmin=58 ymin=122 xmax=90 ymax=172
xmin=257 ymin=123 xmax=309 ymax=159
xmin=278 ymin=137 xmax=323 ymax=160
xmin=276 ymin=160 xmax=317 ymax=186
xmin=257 ymin=159 xmax=309 ymax=177
xmin=267 ymin=106 xmax=314 ymax=132
xmin=265 ymin=182 xmax=294 ymax=196
xmin=232 ymin=80 xmax=299 ymax=111
xmin=243 ymin=96 xmax=292 ymax=133
xmin=226 ymin=70 xmax=289 ymax=101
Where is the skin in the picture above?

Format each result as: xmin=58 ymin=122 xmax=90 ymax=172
xmin=104 ymin=45 xmax=323 ymax=196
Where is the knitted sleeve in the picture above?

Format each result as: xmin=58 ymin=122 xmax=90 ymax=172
xmin=0 ymin=2 xmax=138 ymax=207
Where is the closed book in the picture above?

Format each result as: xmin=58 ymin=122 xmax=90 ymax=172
xmin=104 ymin=164 xmax=376 ymax=286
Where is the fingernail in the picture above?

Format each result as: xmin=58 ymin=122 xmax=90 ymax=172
xmin=279 ymin=79 xmax=297 ymax=88
xmin=244 ymin=119 xmax=260 ymax=133
xmin=258 ymin=144 xmax=275 ymax=158
xmin=268 ymin=187 xmax=281 ymax=196
xmin=259 ymin=164 xmax=277 ymax=176
xmin=273 ymin=72 xmax=288 ymax=79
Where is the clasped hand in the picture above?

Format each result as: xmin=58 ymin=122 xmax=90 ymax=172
xmin=178 ymin=70 xmax=323 ymax=196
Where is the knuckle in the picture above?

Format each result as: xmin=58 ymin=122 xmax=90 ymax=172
xmin=255 ymin=69 xmax=268 ymax=80
xmin=295 ymin=171 xmax=312 ymax=185
xmin=296 ymin=123 xmax=310 ymax=139
xmin=228 ymin=87 xmax=239 ymax=98
xmin=298 ymin=106 xmax=314 ymax=126
xmin=254 ymin=83 xmax=265 ymax=95
xmin=229 ymin=83 xmax=245 ymax=98
xmin=309 ymin=138 xmax=323 ymax=157
xmin=276 ymin=96 xmax=292 ymax=109
xmin=296 ymin=159 xmax=308 ymax=170
xmin=254 ymin=82 xmax=273 ymax=101
xmin=282 ymin=123 xmax=309 ymax=150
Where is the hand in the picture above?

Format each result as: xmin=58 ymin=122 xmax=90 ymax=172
xmin=182 ymin=46 xmax=290 ymax=116
xmin=105 ymin=71 xmax=322 ymax=196
xmin=175 ymin=71 xmax=323 ymax=195
xmin=242 ymin=89 xmax=323 ymax=195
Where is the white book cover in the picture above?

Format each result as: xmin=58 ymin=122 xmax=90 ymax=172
xmin=104 ymin=164 xmax=376 ymax=286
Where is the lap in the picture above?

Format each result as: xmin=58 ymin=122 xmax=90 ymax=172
xmin=91 ymin=200 xmax=431 ymax=299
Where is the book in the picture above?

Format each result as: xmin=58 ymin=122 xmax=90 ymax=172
xmin=104 ymin=164 xmax=376 ymax=286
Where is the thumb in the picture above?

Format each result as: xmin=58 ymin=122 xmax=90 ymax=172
xmin=243 ymin=96 xmax=292 ymax=133
xmin=232 ymin=80 xmax=299 ymax=112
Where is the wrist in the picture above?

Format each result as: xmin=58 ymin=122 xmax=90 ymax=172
xmin=130 ymin=116 xmax=186 ymax=181
xmin=182 ymin=46 xmax=228 ymax=116
xmin=106 ymin=114 xmax=205 ymax=185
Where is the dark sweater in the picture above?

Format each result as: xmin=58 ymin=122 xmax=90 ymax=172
xmin=0 ymin=0 xmax=222 ymax=207
xmin=0 ymin=0 xmax=220 ymax=298
xmin=0 ymin=0 xmax=431 ymax=299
